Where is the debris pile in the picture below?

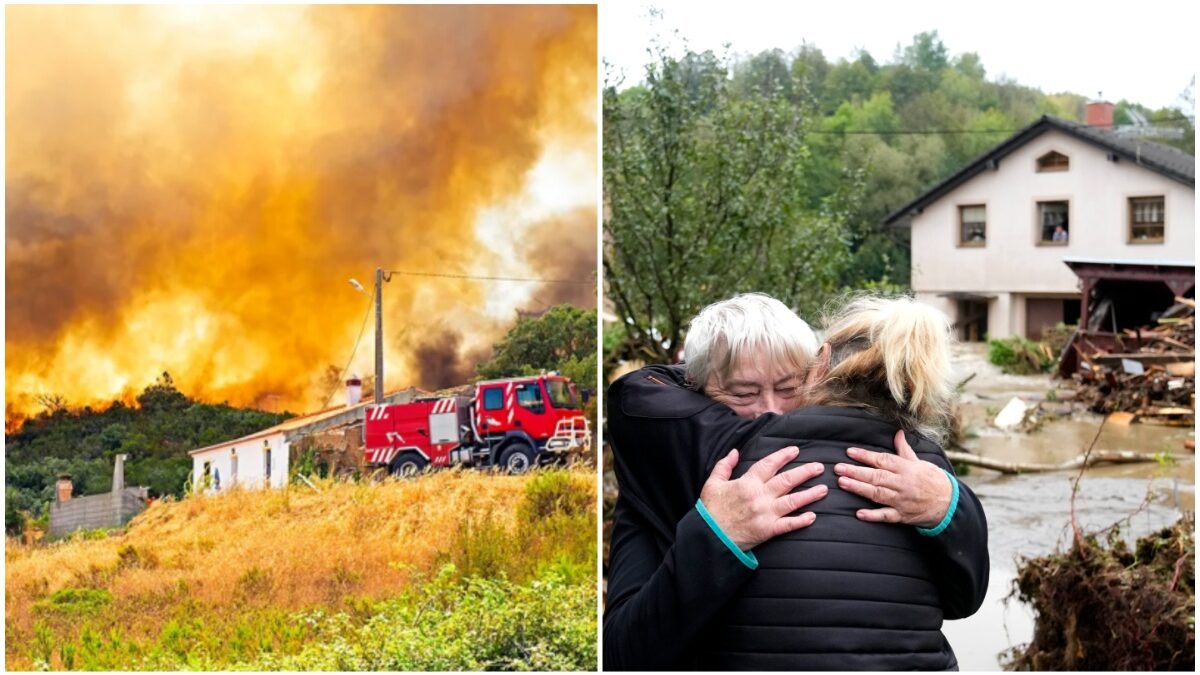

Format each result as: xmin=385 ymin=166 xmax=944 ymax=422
xmin=1072 ymin=297 xmax=1195 ymax=427
xmin=1004 ymin=514 xmax=1195 ymax=671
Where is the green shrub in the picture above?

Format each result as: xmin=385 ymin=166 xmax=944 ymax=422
xmin=987 ymin=336 xmax=1056 ymax=374
xmin=519 ymin=469 xmax=593 ymax=523
xmin=35 ymin=587 xmax=112 ymax=615
xmin=253 ymin=566 xmax=596 ymax=671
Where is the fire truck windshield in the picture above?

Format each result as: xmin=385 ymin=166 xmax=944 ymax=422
xmin=546 ymin=379 xmax=578 ymax=409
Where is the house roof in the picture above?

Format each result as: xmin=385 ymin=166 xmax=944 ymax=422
xmin=883 ymin=115 xmax=1196 ymax=227
xmin=187 ymin=387 xmax=427 ymax=457
xmin=1062 ymin=256 xmax=1194 ymax=269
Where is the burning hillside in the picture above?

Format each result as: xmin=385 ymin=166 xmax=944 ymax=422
xmin=5 ymin=5 xmax=597 ymax=425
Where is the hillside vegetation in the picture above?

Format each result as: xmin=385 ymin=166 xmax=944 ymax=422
xmin=4 ymin=468 xmax=597 ymax=670
xmin=5 ymin=373 xmax=292 ymax=535
xmin=603 ymin=31 xmax=1194 ymax=364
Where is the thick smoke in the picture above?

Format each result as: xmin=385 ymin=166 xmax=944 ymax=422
xmin=4 ymin=5 xmax=596 ymax=421
xmin=523 ymin=206 xmax=599 ymax=309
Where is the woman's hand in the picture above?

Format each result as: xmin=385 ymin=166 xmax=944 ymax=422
xmin=834 ymin=429 xmax=952 ymax=528
xmin=699 ymin=446 xmax=827 ymax=550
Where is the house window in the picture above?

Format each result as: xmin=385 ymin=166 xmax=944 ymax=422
xmin=230 ymin=449 xmax=238 ymax=486
xmin=482 ymin=388 xmax=503 ymax=410
xmin=1037 ymin=151 xmax=1069 ymax=172
xmin=1129 ymin=196 xmax=1164 ymax=242
xmin=264 ymin=441 xmax=272 ymax=482
xmin=958 ymin=205 xmax=986 ymax=245
xmin=1038 ymin=201 xmax=1069 ymax=244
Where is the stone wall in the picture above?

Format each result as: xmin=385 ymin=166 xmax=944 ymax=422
xmin=48 ymin=488 xmax=149 ymax=539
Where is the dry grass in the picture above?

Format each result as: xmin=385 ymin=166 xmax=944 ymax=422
xmin=4 ymin=468 xmax=596 ymax=670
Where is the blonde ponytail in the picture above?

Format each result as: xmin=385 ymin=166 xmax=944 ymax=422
xmin=808 ymin=295 xmax=955 ymax=442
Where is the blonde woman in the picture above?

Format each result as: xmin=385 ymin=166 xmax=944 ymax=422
xmin=604 ymin=295 xmax=988 ymax=671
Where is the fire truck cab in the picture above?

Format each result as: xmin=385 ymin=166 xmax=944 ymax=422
xmin=363 ymin=374 xmax=590 ymax=475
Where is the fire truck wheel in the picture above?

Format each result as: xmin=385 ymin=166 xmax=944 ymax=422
xmin=499 ymin=443 xmax=535 ymax=475
xmin=391 ymin=453 xmax=428 ymax=478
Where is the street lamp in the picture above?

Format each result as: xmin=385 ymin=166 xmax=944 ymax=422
xmin=348 ymin=268 xmax=389 ymax=404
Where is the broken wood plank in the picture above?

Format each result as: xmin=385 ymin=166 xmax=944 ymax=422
xmin=1143 ymin=406 xmax=1194 ymax=416
xmin=1139 ymin=417 xmax=1195 ymax=427
xmin=1174 ymin=296 xmax=1196 ymax=309
xmin=946 ymin=449 xmax=1165 ymax=475
xmin=1092 ymin=353 xmax=1195 ymax=367
xmin=1165 ymin=362 xmax=1195 ymax=377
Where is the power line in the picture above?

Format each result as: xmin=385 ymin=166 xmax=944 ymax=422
xmin=806 ymin=116 xmax=1193 ymax=136
xmin=384 ymin=269 xmax=593 ymax=285
xmin=322 ymin=284 xmax=375 ymax=411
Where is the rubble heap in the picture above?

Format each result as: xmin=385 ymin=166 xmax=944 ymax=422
xmin=1071 ymin=297 xmax=1195 ymax=426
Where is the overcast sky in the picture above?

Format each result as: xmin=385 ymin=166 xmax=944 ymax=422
xmin=601 ymin=0 xmax=1197 ymax=112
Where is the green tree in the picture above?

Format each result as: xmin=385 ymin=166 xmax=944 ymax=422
xmin=604 ymin=46 xmax=852 ymax=364
xmin=477 ymin=305 xmax=597 ymax=393
xmin=136 ymin=372 xmax=189 ymax=413
xmin=731 ymin=48 xmax=794 ymax=100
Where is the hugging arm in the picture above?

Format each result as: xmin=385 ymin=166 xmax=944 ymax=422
xmin=835 ymin=430 xmax=989 ymax=618
xmin=915 ymin=458 xmax=990 ymax=619
xmin=603 ymin=496 xmax=757 ymax=670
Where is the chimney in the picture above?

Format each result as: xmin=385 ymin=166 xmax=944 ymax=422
xmin=1086 ymin=99 xmax=1114 ymax=128
xmin=112 ymin=453 xmax=128 ymax=493
xmin=56 ymin=474 xmax=73 ymax=503
xmin=346 ymin=375 xmax=363 ymax=406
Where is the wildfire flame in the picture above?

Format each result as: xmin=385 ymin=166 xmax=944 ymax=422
xmin=4 ymin=5 xmax=597 ymax=428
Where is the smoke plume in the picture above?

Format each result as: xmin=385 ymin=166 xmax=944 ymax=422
xmin=4 ymin=5 xmax=597 ymax=424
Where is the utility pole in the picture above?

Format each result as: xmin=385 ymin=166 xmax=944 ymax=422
xmin=374 ymin=266 xmax=384 ymax=404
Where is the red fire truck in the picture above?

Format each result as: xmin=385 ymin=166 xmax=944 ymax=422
xmin=362 ymin=374 xmax=590 ymax=475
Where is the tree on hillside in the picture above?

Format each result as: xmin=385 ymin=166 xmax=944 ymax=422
xmin=477 ymin=305 xmax=597 ymax=394
xmin=604 ymin=47 xmax=853 ymax=365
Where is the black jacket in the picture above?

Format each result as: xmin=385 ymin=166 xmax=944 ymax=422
xmin=603 ymin=364 xmax=989 ymax=671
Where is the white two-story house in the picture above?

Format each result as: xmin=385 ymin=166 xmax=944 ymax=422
xmin=885 ymin=103 xmax=1194 ymax=341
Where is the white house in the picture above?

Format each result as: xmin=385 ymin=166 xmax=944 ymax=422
xmin=188 ymin=386 xmax=420 ymax=493
xmin=885 ymin=103 xmax=1195 ymax=340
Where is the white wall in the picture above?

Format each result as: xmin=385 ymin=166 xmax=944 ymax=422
xmin=912 ymin=129 xmax=1194 ymax=294
xmin=911 ymin=128 xmax=1194 ymax=337
xmin=192 ymin=433 xmax=289 ymax=493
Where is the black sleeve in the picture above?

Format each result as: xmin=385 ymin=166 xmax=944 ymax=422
xmin=914 ymin=437 xmax=990 ymax=620
xmin=603 ymin=496 xmax=756 ymax=670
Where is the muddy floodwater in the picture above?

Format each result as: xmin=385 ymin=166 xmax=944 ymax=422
xmin=940 ymin=344 xmax=1194 ymax=670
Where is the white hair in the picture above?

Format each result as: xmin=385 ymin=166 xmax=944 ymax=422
xmin=683 ymin=293 xmax=819 ymax=389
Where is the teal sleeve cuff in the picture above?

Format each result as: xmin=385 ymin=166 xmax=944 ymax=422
xmin=695 ymin=498 xmax=758 ymax=569
xmin=916 ymin=469 xmax=960 ymax=537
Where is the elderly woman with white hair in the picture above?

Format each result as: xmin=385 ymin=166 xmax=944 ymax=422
xmin=604 ymin=293 xmax=988 ymax=671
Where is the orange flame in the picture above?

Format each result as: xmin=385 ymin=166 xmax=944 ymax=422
xmin=4 ymin=5 xmax=597 ymax=425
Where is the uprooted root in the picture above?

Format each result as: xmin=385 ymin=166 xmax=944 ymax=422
xmin=1004 ymin=514 xmax=1195 ymax=671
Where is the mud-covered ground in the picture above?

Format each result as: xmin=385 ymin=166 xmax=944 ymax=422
xmin=943 ymin=343 xmax=1194 ymax=670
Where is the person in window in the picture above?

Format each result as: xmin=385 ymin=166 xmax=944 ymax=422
xmin=1053 ymin=224 xmax=1068 ymax=242
xmin=604 ymin=293 xmax=988 ymax=670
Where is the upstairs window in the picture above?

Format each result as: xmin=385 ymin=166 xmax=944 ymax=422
xmin=1129 ymin=196 xmax=1165 ymax=243
xmin=1038 ymin=201 xmax=1069 ymax=244
xmin=1037 ymin=151 xmax=1069 ymax=172
xmin=958 ymin=205 xmax=987 ymax=246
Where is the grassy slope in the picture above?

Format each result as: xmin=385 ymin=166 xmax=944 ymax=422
xmin=5 ymin=468 xmax=597 ymax=670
